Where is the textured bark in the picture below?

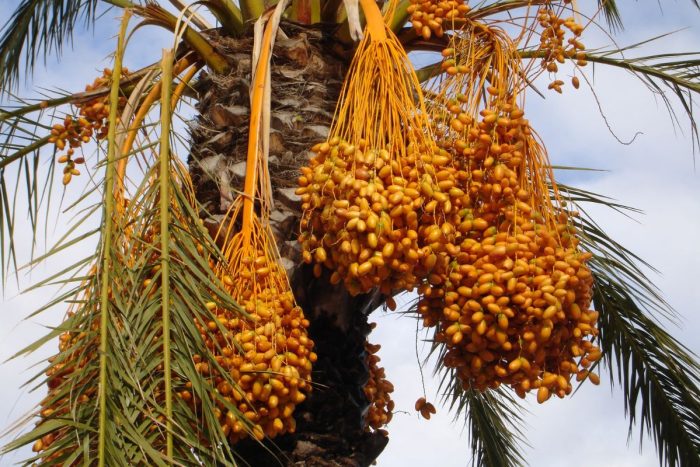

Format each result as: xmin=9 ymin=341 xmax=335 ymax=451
xmin=188 ymin=22 xmax=389 ymax=466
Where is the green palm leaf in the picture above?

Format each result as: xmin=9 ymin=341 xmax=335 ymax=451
xmin=465 ymin=0 xmax=699 ymax=31
xmin=418 ymin=33 xmax=700 ymax=145
xmin=519 ymin=33 xmax=700 ymax=144
xmin=596 ymin=0 xmax=624 ymax=31
xmin=0 ymin=96 xmax=58 ymax=282
xmin=599 ymin=1 xmax=700 ymax=31
xmin=560 ymin=183 xmax=700 ymax=467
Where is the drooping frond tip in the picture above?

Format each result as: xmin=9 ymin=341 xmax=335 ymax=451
xmin=598 ymin=0 xmax=700 ymax=31
xmin=432 ymin=353 xmax=527 ymax=467
xmin=561 ymin=184 xmax=700 ymax=467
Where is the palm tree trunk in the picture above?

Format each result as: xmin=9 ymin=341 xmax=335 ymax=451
xmin=188 ymin=22 xmax=389 ymax=466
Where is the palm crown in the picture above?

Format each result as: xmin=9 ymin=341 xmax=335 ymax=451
xmin=0 ymin=1 xmax=699 ymax=466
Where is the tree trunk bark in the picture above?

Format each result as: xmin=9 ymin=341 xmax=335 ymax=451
xmin=188 ymin=22 xmax=389 ymax=466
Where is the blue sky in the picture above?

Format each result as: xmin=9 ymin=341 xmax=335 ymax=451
xmin=1 ymin=2 xmax=699 ymax=466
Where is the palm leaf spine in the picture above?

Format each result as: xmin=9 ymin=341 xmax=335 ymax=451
xmin=97 ymin=10 xmax=130 ymax=466
xmin=158 ymin=47 xmax=175 ymax=462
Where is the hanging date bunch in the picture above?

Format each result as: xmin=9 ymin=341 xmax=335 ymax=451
xmin=412 ymin=24 xmax=523 ymax=292
xmin=418 ymin=22 xmax=601 ymax=401
xmin=407 ymin=0 xmax=471 ymax=40
xmin=199 ymin=3 xmax=315 ymax=442
xmin=298 ymin=0 xmax=448 ymax=296
xmin=363 ymin=328 xmax=395 ymax=433
xmin=536 ymin=6 xmax=587 ymax=92
xmin=50 ymin=68 xmax=131 ymax=184
xmin=415 ymin=23 xmax=519 ymax=324
xmin=207 ymin=199 xmax=315 ymax=442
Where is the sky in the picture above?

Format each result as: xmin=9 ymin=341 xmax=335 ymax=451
xmin=1 ymin=2 xmax=699 ymax=467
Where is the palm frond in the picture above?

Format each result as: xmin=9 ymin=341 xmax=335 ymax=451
xmin=2 ymin=21 xmax=252 ymax=463
xmin=596 ymin=0 xmax=623 ymax=31
xmin=156 ymin=48 xmax=176 ymax=459
xmin=0 ymin=55 xmax=189 ymax=126
xmin=0 ymin=96 xmax=58 ymax=282
xmin=596 ymin=0 xmax=700 ymax=31
xmin=415 ymin=19 xmax=700 ymax=132
xmin=96 ymin=14 xmax=128 ymax=462
xmin=560 ymin=183 xmax=700 ymax=467
xmin=201 ymin=0 xmax=244 ymax=35
xmin=388 ymin=0 xmax=411 ymax=32
xmin=0 ymin=0 xmax=100 ymax=92
xmin=240 ymin=0 xmax=265 ymax=23
xmin=0 ymin=50 xmax=198 ymax=286
xmin=462 ymin=388 xmax=527 ymax=467
xmin=464 ymin=0 xmax=698 ymax=31
xmin=2 ymin=159 xmax=249 ymax=465
xmin=133 ymin=4 xmax=230 ymax=74
xmin=467 ymin=0 xmax=548 ymax=22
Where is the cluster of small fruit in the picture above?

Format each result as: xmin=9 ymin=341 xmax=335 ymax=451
xmin=415 ymin=95 xmax=601 ymax=400
xmin=407 ymin=0 xmax=471 ymax=39
xmin=536 ymin=7 xmax=587 ymax=93
xmin=189 ymin=284 xmax=315 ymax=441
xmin=49 ymin=68 xmax=129 ymax=184
xmin=414 ymin=397 xmax=437 ymax=419
xmin=363 ymin=334 xmax=395 ymax=434
xmin=298 ymin=136 xmax=456 ymax=296
xmin=201 ymin=237 xmax=316 ymax=442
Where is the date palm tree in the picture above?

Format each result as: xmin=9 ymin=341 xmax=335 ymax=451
xmin=1 ymin=1 xmax=699 ymax=466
